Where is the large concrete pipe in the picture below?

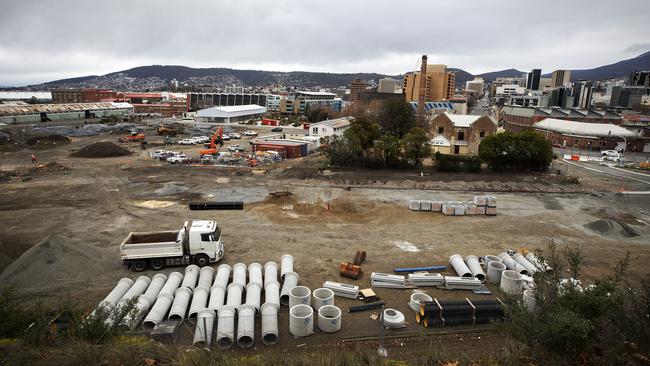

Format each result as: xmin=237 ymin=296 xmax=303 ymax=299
xmin=289 ymin=304 xmax=313 ymax=338
xmin=465 ymin=255 xmax=486 ymax=282
xmin=317 ymin=305 xmax=342 ymax=333
xmin=498 ymin=252 xmax=528 ymax=275
xmin=260 ymin=302 xmax=279 ymax=345
xmin=236 ymin=304 xmax=256 ymax=348
xmin=312 ymin=288 xmax=335 ymax=312
xmin=245 ymin=282 xmax=262 ymax=313
xmin=232 ymin=263 xmax=247 ymax=288
xmin=208 ymin=285 xmax=226 ymax=311
xmin=118 ymin=275 xmax=151 ymax=305
xmin=500 ymin=270 xmax=523 ymax=295
xmin=169 ymin=286 xmax=193 ymax=321
xmin=408 ymin=293 xmax=432 ymax=312
xmin=188 ymin=286 xmax=210 ymax=322
xmin=449 ymin=254 xmax=472 ymax=278
xmin=213 ymin=264 xmax=231 ymax=289
xmin=264 ymin=281 xmax=281 ymax=308
xmin=225 ymin=283 xmax=243 ymax=311
xmin=513 ymin=253 xmax=538 ymax=274
xmin=193 ymin=308 xmax=216 ymax=347
xmin=124 ymin=294 xmax=154 ymax=329
xmin=523 ymin=289 xmax=536 ymax=313
xmin=99 ymin=278 xmax=134 ymax=308
xmin=526 ymin=252 xmax=552 ymax=272
xmin=143 ymin=273 xmax=167 ymax=300
xmin=197 ymin=266 xmax=215 ymax=289
xmin=248 ymin=262 xmax=263 ymax=287
xmin=289 ymin=286 xmax=311 ymax=309
xmin=142 ymin=293 xmax=174 ymax=330
xmin=487 ymin=261 xmax=507 ymax=284
xmin=216 ymin=305 xmax=236 ymax=349
xmin=158 ymin=272 xmax=183 ymax=298
xmin=483 ymin=255 xmax=502 ymax=268
xmin=280 ymin=271 xmax=300 ymax=306
xmin=263 ymin=261 xmax=278 ymax=286
xmin=181 ymin=265 xmax=200 ymax=290
xmin=280 ymin=254 xmax=294 ymax=280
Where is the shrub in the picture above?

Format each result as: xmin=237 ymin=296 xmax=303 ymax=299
xmin=434 ymin=152 xmax=481 ymax=172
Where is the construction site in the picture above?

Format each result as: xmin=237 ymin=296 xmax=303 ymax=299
xmin=1 ymin=118 xmax=649 ymax=364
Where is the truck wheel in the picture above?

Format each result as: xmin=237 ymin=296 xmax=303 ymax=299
xmin=131 ymin=260 xmax=148 ymax=272
xmin=150 ymin=258 xmax=165 ymax=270
xmin=194 ymin=254 xmax=210 ymax=267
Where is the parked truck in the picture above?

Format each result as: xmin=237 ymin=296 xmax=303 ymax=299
xmin=120 ymin=220 xmax=224 ymax=271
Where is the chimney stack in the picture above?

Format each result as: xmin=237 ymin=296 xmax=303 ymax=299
xmin=417 ymin=55 xmax=428 ymax=128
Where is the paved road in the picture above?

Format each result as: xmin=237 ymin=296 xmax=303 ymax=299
xmin=553 ymin=147 xmax=650 ymax=165
xmin=563 ymin=159 xmax=650 ymax=187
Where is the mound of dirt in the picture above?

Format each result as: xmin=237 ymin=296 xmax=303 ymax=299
xmin=582 ymin=206 xmax=646 ymax=226
xmin=26 ymin=134 xmax=71 ymax=150
xmin=71 ymin=142 xmax=131 ymax=158
xmin=584 ymin=219 xmax=639 ymax=238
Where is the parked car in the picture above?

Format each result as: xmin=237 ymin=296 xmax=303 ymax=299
xmin=167 ymin=153 xmax=189 ymax=164
xmin=201 ymin=155 xmax=216 ymax=164
xmin=228 ymin=133 xmax=242 ymax=139
xmin=228 ymin=144 xmax=244 ymax=152
xmin=601 ymin=150 xmax=621 ymax=161
xmin=178 ymin=139 xmax=195 ymax=145
xmin=271 ymin=127 xmax=283 ymax=132
xmin=152 ymin=150 xmax=168 ymax=159
xmin=221 ymin=135 xmax=231 ymax=141
xmin=243 ymin=130 xmax=258 ymax=136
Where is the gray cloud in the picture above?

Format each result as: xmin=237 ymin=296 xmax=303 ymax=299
xmin=1 ymin=0 xmax=649 ymax=85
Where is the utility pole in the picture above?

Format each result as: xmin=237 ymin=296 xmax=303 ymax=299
xmin=416 ymin=55 xmax=427 ymax=128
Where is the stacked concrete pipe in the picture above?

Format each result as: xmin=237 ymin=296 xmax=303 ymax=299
xmin=225 ymin=283 xmax=243 ymax=311
xmin=97 ymin=278 xmax=134 ymax=310
xmin=213 ymin=264 xmax=231 ymax=289
xmin=248 ymin=263 xmax=263 ymax=287
xmin=498 ymin=252 xmax=528 ymax=275
xmin=125 ymin=274 xmax=167 ymax=328
xmin=260 ymin=302 xmax=279 ymax=345
xmin=280 ymin=271 xmax=300 ymax=306
xmin=188 ymin=286 xmax=210 ymax=321
xmin=449 ymin=254 xmax=472 ymax=277
xmin=232 ymin=263 xmax=247 ymax=288
xmin=465 ymin=255 xmax=486 ymax=282
xmin=263 ymin=261 xmax=278 ymax=286
xmin=193 ymin=308 xmax=216 ymax=347
xmin=486 ymin=261 xmax=507 ymax=284
xmin=158 ymin=272 xmax=183 ymax=298
xmin=245 ymin=282 xmax=262 ymax=313
xmin=197 ymin=266 xmax=215 ymax=289
xmin=280 ymin=254 xmax=294 ymax=280
xmin=289 ymin=286 xmax=311 ymax=309
xmin=312 ymin=288 xmax=335 ymax=312
xmin=289 ymin=304 xmax=313 ymax=338
xmin=237 ymin=304 xmax=256 ymax=348
xmin=264 ymin=281 xmax=281 ymax=308
xmin=118 ymin=276 xmax=151 ymax=306
xmin=513 ymin=253 xmax=538 ymax=274
xmin=169 ymin=286 xmax=193 ymax=321
xmin=317 ymin=305 xmax=342 ymax=333
xmin=216 ymin=305 xmax=236 ymax=349
xmin=181 ymin=265 xmax=200 ymax=289
xmin=142 ymin=293 xmax=174 ymax=330
xmin=208 ymin=285 xmax=226 ymax=311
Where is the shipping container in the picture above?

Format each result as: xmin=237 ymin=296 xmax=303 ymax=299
xmin=261 ymin=118 xmax=279 ymax=126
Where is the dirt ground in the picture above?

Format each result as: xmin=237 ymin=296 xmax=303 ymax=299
xmin=1 ymin=122 xmax=649 ymax=357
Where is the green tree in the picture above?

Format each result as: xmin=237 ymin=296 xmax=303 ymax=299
xmin=479 ymin=130 xmax=553 ymax=172
xmin=344 ymin=116 xmax=380 ymax=149
xmin=379 ymin=98 xmax=415 ymax=138
xmin=306 ymin=105 xmax=331 ymax=123
xmin=374 ymin=135 xmax=402 ymax=168
xmin=403 ymin=127 xmax=431 ymax=168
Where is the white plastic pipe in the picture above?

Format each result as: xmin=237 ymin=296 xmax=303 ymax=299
xmin=236 ymin=304 xmax=256 ymax=348
xmin=232 ymin=263 xmax=247 ymax=288
xmin=280 ymin=254 xmax=294 ymax=280
xmin=208 ymin=285 xmax=226 ymax=311
xmin=245 ymin=282 xmax=262 ymax=313
xmin=465 ymin=255 xmax=486 ymax=282
xmin=193 ymin=308 xmax=216 ymax=347
xmin=312 ymin=288 xmax=335 ymax=312
xmin=280 ymin=271 xmax=300 ymax=306
xmin=143 ymin=273 xmax=167 ymax=300
xmin=118 ymin=275 xmax=152 ymax=305
xmin=264 ymin=281 xmax=281 ymax=308
xmin=498 ymin=252 xmax=528 ymax=275
xmin=289 ymin=304 xmax=313 ymax=338
xmin=248 ymin=262 xmax=263 ymax=287
xmin=169 ymin=286 xmax=193 ymax=321
xmin=260 ymin=302 xmax=279 ymax=345
xmin=181 ymin=265 xmax=200 ymax=289
xmin=500 ymin=270 xmax=523 ymax=295
xmin=158 ymin=272 xmax=183 ymax=298
xmin=513 ymin=253 xmax=538 ymax=274
xmin=225 ymin=282 xmax=243 ymax=311
xmin=213 ymin=264 xmax=231 ymax=289
xmin=99 ymin=278 xmax=134 ymax=308
xmin=523 ymin=289 xmax=536 ymax=313
xmin=449 ymin=254 xmax=472 ymax=277
xmin=197 ymin=266 xmax=215 ymax=289
xmin=263 ymin=261 xmax=278 ymax=286
xmin=317 ymin=305 xmax=342 ymax=333
xmin=289 ymin=286 xmax=311 ymax=309
xmin=216 ymin=305 xmax=236 ymax=349
xmin=487 ymin=261 xmax=507 ymax=284
xmin=142 ymin=292 xmax=173 ymax=330
xmin=188 ymin=286 xmax=210 ymax=321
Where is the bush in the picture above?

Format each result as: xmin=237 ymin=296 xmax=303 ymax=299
xmin=479 ymin=130 xmax=553 ymax=172
xmin=434 ymin=152 xmax=481 ymax=172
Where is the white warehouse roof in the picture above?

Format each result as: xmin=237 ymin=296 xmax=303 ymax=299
xmin=444 ymin=112 xmax=494 ymax=128
xmin=533 ymin=118 xmax=637 ymax=138
xmin=196 ymin=104 xmax=267 ymax=118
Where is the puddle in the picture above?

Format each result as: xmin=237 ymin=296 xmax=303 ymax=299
xmin=392 ymin=240 xmax=420 ymax=252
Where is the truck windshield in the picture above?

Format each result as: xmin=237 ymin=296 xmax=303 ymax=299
xmin=200 ymin=227 xmax=221 ymax=242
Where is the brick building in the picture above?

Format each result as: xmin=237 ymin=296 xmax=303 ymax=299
xmin=500 ymin=105 xmax=621 ymax=132
xmin=429 ymin=113 xmax=497 ymax=155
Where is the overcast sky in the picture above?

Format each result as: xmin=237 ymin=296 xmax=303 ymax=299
xmin=1 ymin=0 xmax=649 ymax=86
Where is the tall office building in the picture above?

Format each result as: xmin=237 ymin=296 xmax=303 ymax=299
xmin=349 ymin=78 xmax=367 ymax=102
xmin=551 ymin=70 xmax=571 ymax=87
xmin=573 ymin=81 xmax=593 ymax=109
xmin=526 ymin=69 xmax=541 ymax=90
xmin=629 ymin=71 xmax=650 ymax=87
xmin=403 ymin=63 xmax=456 ymax=102
xmin=378 ymin=78 xmax=397 ymax=93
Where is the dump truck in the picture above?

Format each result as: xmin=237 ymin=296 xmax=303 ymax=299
xmin=120 ymin=220 xmax=224 ymax=271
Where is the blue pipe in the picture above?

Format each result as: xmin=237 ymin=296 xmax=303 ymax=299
xmin=394 ymin=265 xmax=447 ymax=273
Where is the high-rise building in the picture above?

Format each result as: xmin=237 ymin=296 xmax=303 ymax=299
xmin=349 ymin=78 xmax=367 ymax=102
xmin=629 ymin=71 xmax=650 ymax=87
xmin=573 ymin=81 xmax=593 ymax=109
xmin=378 ymin=78 xmax=397 ymax=93
xmin=465 ymin=77 xmax=484 ymax=96
xmin=551 ymin=70 xmax=571 ymax=87
xmin=403 ymin=63 xmax=456 ymax=102
xmin=526 ymin=69 xmax=541 ymax=90
xmin=610 ymin=86 xmax=646 ymax=110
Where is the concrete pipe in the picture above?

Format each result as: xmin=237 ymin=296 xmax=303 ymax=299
xmin=245 ymin=282 xmax=262 ymax=313
xmin=213 ymin=264 xmax=231 ymax=289
xmin=208 ymin=285 xmax=226 ymax=311
xmin=260 ymin=302 xmax=279 ymax=345
xmin=99 ymin=278 xmax=134 ymax=308
xmin=158 ymin=272 xmax=183 ymax=298
xmin=118 ymin=275 xmax=152 ymax=305
xmin=317 ymin=305 xmax=342 ymax=333
xmin=280 ymin=271 xmax=300 ymax=306
xmin=193 ymin=308 xmax=216 ymax=347
xmin=487 ymin=261 xmax=507 ymax=284
xmin=500 ymin=270 xmax=523 ymax=295
xmin=124 ymin=294 xmax=154 ymax=329
xmin=225 ymin=283 xmax=243 ymax=311
xmin=289 ymin=304 xmax=313 ymax=338
xmin=181 ymin=265 xmax=200 ymax=290
xmin=465 ymin=255 xmax=486 ymax=282
xmin=526 ymin=252 xmax=552 ymax=272
xmin=188 ymin=286 xmax=210 ymax=322
xmin=280 ymin=254 xmax=294 ymax=280
xmin=216 ymin=305 xmax=236 ymax=349
xmin=143 ymin=273 xmax=167 ymax=300
xmin=523 ymin=289 xmax=536 ymax=313
xmin=248 ymin=263 xmax=263 ymax=287
xmin=142 ymin=293 xmax=174 ymax=330
xmin=498 ymin=253 xmax=528 ymax=275
xmin=408 ymin=293 xmax=433 ymax=313
xmin=289 ymin=286 xmax=311 ymax=309
xmin=236 ymin=304 xmax=256 ymax=348
xmin=513 ymin=253 xmax=538 ymax=274
xmin=312 ymin=288 xmax=335 ymax=312
xmin=483 ymin=255 xmax=502 ymax=269
xmin=197 ymin=266 xmax=215 ymax=289
xmin=264 ymin=280 xmax=281 ymax=308
xmin=169 ymin=286 xmax=193 ymax=321
xmin=449 ymin=254 xmax=472 ymax=278
xmin=263 ymin=261 xmax=278 ymax=286
xmin=232 ymin=263 xmax=247 ymax=288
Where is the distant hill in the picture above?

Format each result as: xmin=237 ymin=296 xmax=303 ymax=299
xmin=476 ymin=69 xmax=526 ymax=83
xmin=541 ymin=51 xmax=650 ymax=81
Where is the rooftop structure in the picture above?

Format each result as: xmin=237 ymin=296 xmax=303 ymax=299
xmin=532 ymin=118 xmax=636 ymax=138
xmin=196 ymin=104 xmax=267 ymax=123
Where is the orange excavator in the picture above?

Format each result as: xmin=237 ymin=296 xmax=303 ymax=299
xmin=199 ymin=127 xmax=223 ymax=156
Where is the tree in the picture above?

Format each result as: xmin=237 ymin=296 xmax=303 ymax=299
xmin=403 ymin=127 xmax=431 ymax=168
xmin=374 ymin=135 xmax=403 ymax=168
xmin=379 ymin=98 xmax=415 ymax=138
xmin=344 ymin=116 xmax=380 ymax=150
xmin=306 ymin=105 xmax=332 ymax=123
xmin=479 ymin=130 xmax=553 ymax=172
